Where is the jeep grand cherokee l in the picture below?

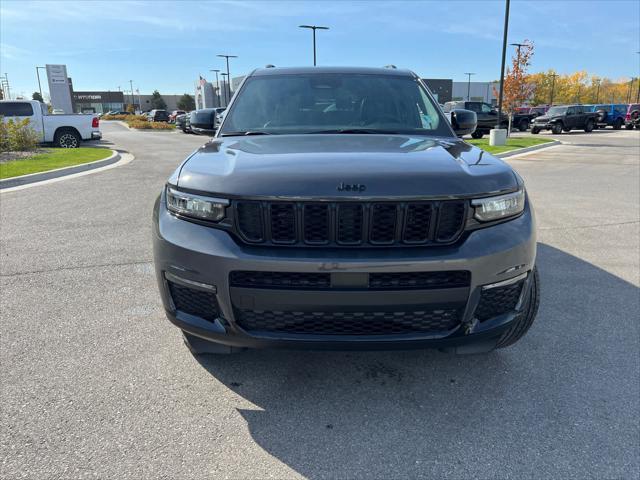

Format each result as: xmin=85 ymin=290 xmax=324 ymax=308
xmin=153 ymin=66 xmax=539 ymax=355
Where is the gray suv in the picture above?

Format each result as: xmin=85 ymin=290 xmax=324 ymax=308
xmin=153 ymin=66 xmax=539 ymax=355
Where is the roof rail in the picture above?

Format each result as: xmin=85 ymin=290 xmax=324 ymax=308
xmin=384 ymin=64 xmax=397 ymax=69
xmin=265 ymin=64 xmax=276 ymax=68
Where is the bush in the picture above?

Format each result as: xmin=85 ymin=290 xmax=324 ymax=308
xmin=101 ymin=114 xmax=130 ymax=121
xmin=0 ymin=117 xmax=40 ymax=152
xmin=127 ymin=120 xmax=174 ymax=130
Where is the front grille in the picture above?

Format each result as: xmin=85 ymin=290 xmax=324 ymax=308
xmin=167 ymin=281 xmax=220 ymax=322
xmin=474 ymin=280 xmax=525 ymax=321
xmin=233 ymin=200 xmax=467 ymax=247
xmin=234 ymin=308 xmax=461 ymax=335
xmin=230 ymin=271 xmax=331 ymax=289
xmin=230 ymin=270 xmax=470 ymax=290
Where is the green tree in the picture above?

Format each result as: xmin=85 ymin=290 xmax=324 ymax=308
xmin=32 ymin=92 xmax=44 ymax=102
xmin=149 ymin=90 xmax=167 ymax=110
xmin=177 ymin=94 xmax=196 ymax=111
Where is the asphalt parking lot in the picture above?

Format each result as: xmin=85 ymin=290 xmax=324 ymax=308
xmin=1 ymin=123 xmax=638 ymax=479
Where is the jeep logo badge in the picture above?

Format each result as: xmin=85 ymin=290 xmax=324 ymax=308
xmin=337 ymin=182 xmax=367 ymax=192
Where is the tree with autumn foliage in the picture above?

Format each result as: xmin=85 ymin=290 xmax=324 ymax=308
xmin=494 ymin=40 xmax=534 ymax=133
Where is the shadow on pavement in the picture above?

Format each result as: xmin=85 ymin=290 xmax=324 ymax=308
xmin=194 ymin=243 xmax=639 ymax=479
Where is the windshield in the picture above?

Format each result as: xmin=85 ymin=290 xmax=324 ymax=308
xmin=546 ymin=106 xmax=567 ymax=116
xmin=219 ymin=73 xmax=450 ymax=136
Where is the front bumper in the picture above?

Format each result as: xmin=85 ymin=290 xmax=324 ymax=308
xmin=152 ymin=192 xmax=537 ymax=351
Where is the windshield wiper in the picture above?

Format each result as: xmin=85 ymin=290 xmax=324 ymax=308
xmin=219 ymin=131 xmax=273 ymax=137
xmin=307 ymin=128 xmax=401 ymax=135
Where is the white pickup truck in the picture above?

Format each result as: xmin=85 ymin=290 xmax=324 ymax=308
xmin=0 ymin=100 xmax=101 ymax=148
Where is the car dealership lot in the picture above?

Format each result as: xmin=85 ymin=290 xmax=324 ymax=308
xmin=1 ymin=124 xmax=638 ymax=478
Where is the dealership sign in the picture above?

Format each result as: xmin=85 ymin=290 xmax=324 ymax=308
xmin=46 ymin=64 xmax=73 ymax=113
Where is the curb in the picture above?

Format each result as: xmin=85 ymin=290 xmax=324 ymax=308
xmin=0 ymin=150 xmax=120 ymax=190
xmin=496 ymin=139 xmax=562 ymax=158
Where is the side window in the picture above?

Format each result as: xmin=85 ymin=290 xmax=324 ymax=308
xmin=0 ymin=102 xmax=34 ymax=116
xmin=575 ymin=106 xmax=583 ymax=115
xmin=481 ymin=103 xmax=493 ymax=113
xmin=567 ymin=107 xmax=576 ymax=115
xmin=466 ymin=103 xmax=481 ymax=113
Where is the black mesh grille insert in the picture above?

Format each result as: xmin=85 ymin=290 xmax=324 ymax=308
xmin=270 ymin=203 xmax=296 ymax=243
xmin=230 ymin=271 xmax=331 ymax=289
xmin=235 ymin=308 xmax=461 ymax=335
xmin=337 ymin=204 xmax=364 ymax=244
xmin=236 ymin=202 xmax=263 ymax=242
xmin=232 ymin=200 xmax=466 ymax=247
xmin=303 ymin=204 xmax=330 ymax=244
xmin=475 ymin=280 xmax=525 ymax=321
xmin=370 ymin=204 xmax=397 ymax=244
xmin=369 ymin=271 xmax=471 ymax=289
xmin=167 ymin=281 xmax=219 ymax=322
xmin=436 ymin=201 xmax=466 ymax=242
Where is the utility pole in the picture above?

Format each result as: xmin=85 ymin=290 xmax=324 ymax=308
xmin=549 ymin=73 xmax=558 ymax=106
xmin=299 ymin=25 xmax=329 ymax=66
xmin=496 ymin=0 xmax=510 ymax=130
xmin=210 ymin=69 xmax=221 ymax=106
xmin=464 ymin=73 xmax=475 ymax=100
xmin=217 ymin=54 xmax=237 ymax=106
xmin=595 ymin=79 xmax=601 ymax=103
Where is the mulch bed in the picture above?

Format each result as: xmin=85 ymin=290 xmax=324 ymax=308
xmin=0 ymin=149 xmax=51 ymax=164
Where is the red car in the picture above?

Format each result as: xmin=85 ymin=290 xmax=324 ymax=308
xmin=168 ymin=110 xmax=186 ymax=123
xmin=624 ymin=103 xmax=640 ymax=129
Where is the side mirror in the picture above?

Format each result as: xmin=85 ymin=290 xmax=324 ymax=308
xmin=489 ymin=109 xmax=498 ymax=115
xmin=450 ymin=109 xmax=477 ymax=137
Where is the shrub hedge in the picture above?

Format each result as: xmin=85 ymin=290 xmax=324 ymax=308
xmin=0 ymin=118 xmax=40 ymax=152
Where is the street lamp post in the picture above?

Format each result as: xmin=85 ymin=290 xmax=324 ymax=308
xmin=36 ymin=66 xmax=46 ymax=100
xmin=549 ymin=73 xmax=558 ymax=106
xmin=221 ymin=73 xmax=229 ymax=106
xmin=217 ymin=54 xmax=237 ymax=106
xmin=210 ymin=69 xmax=221 ymax=106
xmin=129 ymin=80 xmax=135 ymax=111
xmin=464 ymin=72 xmax=475 ymax=100
xmin=495 ymin=0 xmax=511 ymax=132
xmin=298 ymin=25 xmax=329 ymax=66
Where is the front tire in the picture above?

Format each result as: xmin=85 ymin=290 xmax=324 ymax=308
xmin=471 ymin=131 xmax=484 ymax=139
xmin=55 ymin=129 xmax=81 ymax=148
xmin=625 ymin=123 xmax=633 ymax=130
xmin=496 ymin=268 xmax=540 ymax=349
xmin=531 ymin=127 xmax=540 ymax=134
xmin=518 ymin=119 xmax=529 ymax=132
xmin=551 ymin=123 xmax=563 ymax=134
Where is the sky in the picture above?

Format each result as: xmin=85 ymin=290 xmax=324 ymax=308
xmin=1 ymin=0 xmax=639 ymax=98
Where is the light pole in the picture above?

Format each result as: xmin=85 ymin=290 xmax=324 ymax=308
xmin=221 ymin=73 xmax=229 ymax=106
xmin=217 ymin=54 xmax=237 ymax=105
xmin=464 ymin=72 xmax=475 ymax=100
xmin=298 ymin=25 xmax=329 ymax=66
xmin=36 ymin=66 xmax=46 ymax=100
xmin=129 ymin=80 xmax=135 ymax=110
xmin=595 ymin=79 xmax=601 ymax=103
xmin=496 ymin=0 xmax=510 ymax=130
xmin=210 ymin=69 xmax=221 ymax=106
xmin=3 ymin=73 xmax=11 ymax=100
xmin=549 ymin=73 xmax=558 ymax=106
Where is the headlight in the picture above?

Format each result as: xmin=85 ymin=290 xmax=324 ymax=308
xmin=471 ymin=189 xmax=525 ymax=222
xmin=166 ymin=187 xmax=228 ymax=222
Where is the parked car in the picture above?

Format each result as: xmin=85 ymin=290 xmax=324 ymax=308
xmin=0 ymin=99 xmax=101 ymax=147
xmin=531 ymin=105 xmax=597 ymax=134
xmin=148 ymin=109 xmax=169 ymax=122
xmin=175 ymin=113 xmax=190 ymax=133
xmin=624 ymin=103 xmax=640 ymax=129
xmin=584 ymin=104 xmax=627 ymax=129
xmin=527 ymin=106 xmax=548 ymax=117
xmin=153 ymin=66 xmax=539 ymax=356
xmin=169 ymin=110 xmax=186 ymax=123
xmin=443 ymin=101 xmax=535 ymax=137
xmin=188 ymin=108 xmax=224 ymax=135
xmin=111 ymin=111 xmax=133 ymax=115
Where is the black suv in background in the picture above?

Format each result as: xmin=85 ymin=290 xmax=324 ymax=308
xmin=153 ymin=66 xmax=539 ymax=356
xmin=189 ymin=108 xmax=226 ymax=135
xmin=148 ymin=109 xmax=169 ymax=122
xmin=443 ymin=101 xmax=535 ymax=137
xmin=531 ymin=105 xmax=597 ymax=134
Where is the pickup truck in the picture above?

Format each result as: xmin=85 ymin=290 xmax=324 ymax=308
xmin=443 ymin=101 xmax=536 ymax=138
xmin=530 ymin=105 xmax=597 ymax=134
xmin=0 ymin=100 xmax=101 ymax=148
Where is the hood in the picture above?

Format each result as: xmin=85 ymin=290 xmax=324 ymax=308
xmin=174 ymin=134 xmax=518 ymax=198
